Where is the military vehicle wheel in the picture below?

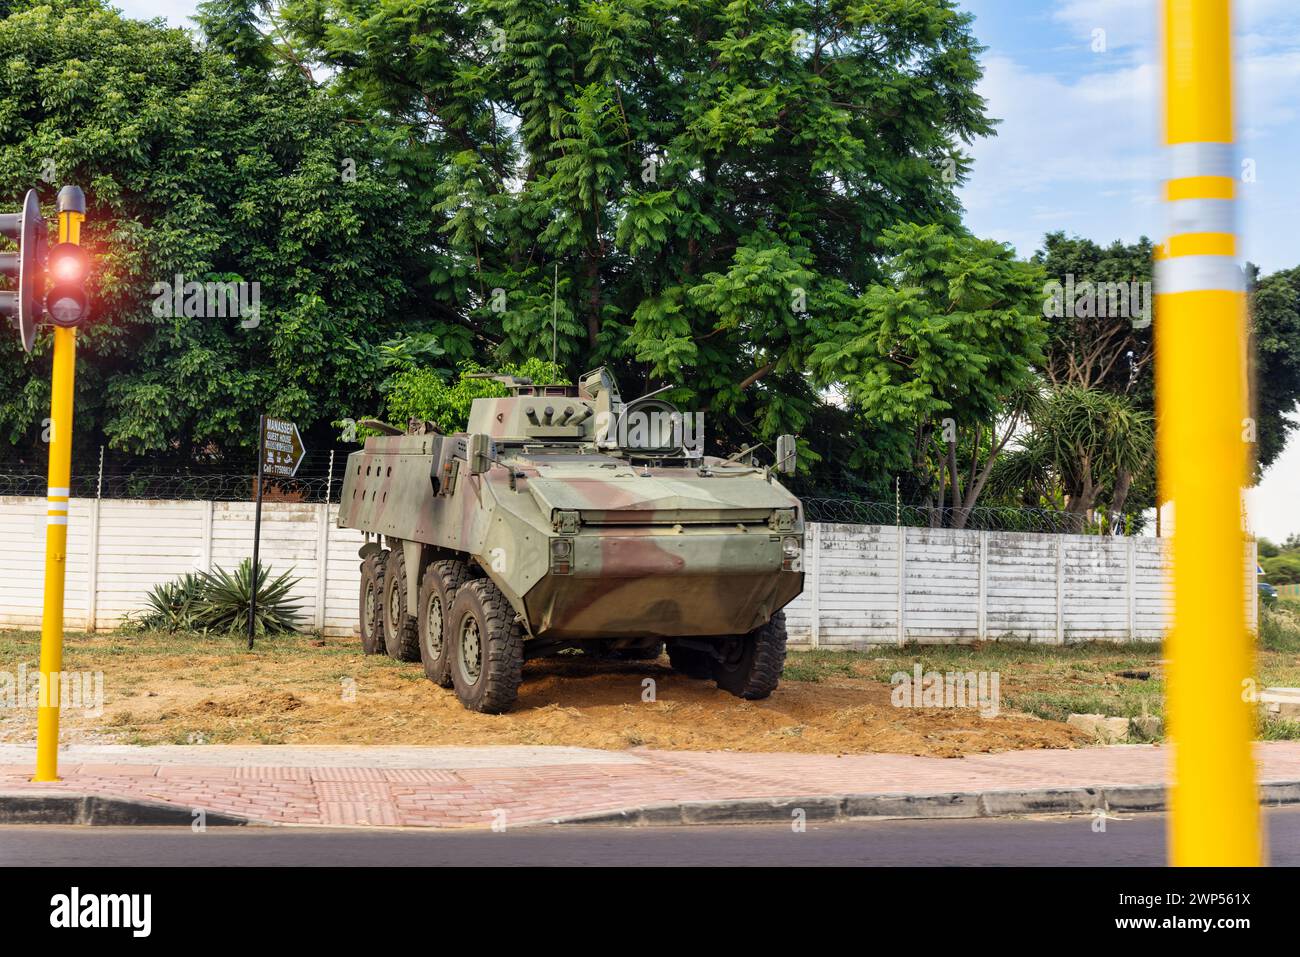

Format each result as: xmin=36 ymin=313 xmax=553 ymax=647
xmin=359 ymin=552 xmax=387 ymax=655
xmin=667 ymin=642 xmax=712 ymax=678
xmin=418 ymin=560 xmax=472 ymax=688
xmin=711 ymin=611 xmax=788 ymax=700
xmin=448 ymin=579 xmax=524 ymax=714
xmin=383 ymin=547 xmax=421 ymax=662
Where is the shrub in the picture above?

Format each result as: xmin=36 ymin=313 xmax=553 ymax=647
xmin=133 ymin=560 xmax=302 ymax=637
xmin=140 ymin=573 xmax=206 ymax=632
xmin=193 ymin=559 xmax=302 ymax=637
xmin=1260 ymin=604 xmax=1300 ymax=653
xmin=384 ymin=359 xmax=569 ymax=433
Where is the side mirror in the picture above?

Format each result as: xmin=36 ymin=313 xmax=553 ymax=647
xmin=775 ymin=434 xmax=797 ymax=475
xmin=467 ymin=432 xmax=495 ymax=475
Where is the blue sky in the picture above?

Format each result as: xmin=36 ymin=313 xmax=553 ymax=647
xmin=955 ymin=0 xmax=1300 ymax=540
xmin=959 ymin=0 xmax=1300 ymax=273
xmin=114 ymin=0 xmax=1299 ymax=538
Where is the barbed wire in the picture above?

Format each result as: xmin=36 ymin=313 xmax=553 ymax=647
xmin=0 ymin=474 xmax=1122 ymax=533
xmin=0 ymin=472 xmax=341 ymax=503
xmin=801 ymin=498 xmax=1117 ymax=534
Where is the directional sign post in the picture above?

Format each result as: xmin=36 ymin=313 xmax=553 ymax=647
xmin=249 ymin=416 xmax=305 ymax=648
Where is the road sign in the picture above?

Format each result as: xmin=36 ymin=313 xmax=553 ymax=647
xmin=261 ymin=416 xmax=305 ymax=478
xmin=250 ymin=415 xmax=305 ymax=648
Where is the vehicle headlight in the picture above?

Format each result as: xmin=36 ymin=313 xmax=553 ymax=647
xmin=550 ymin=538 xmax=573 ymax=574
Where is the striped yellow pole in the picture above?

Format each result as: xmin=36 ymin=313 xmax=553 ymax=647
xmin=1158 ymin=0 xmax=1260 ymax=865
xmin=32 ymin=191 xmax=84 ymax=783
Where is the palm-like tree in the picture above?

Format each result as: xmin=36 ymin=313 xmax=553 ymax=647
xmin=991 ymin=385 xmax=1154 ymax=533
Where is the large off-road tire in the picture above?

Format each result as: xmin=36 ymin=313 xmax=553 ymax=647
xmin=418 ymin=560 xmax=473 ymax=688
xmin=667 ymin=642 xmax=713 ymax=679
xmin=382 ymin=546 xmax=421 ymax=662
xmin=711 ymin=611 xmax=788 ymax=700
xmin=448 ymin=579 xmax=525 ymax=714
xmin=359 ymin=552 xmax=387 ymax=655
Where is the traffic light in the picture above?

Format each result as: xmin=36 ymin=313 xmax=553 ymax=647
xmin=44 ymin=242 xmax=90 ymax=327
xmin=0 ymin=189 xmax=46 ymax=352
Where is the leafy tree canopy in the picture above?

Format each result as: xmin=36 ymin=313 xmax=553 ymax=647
xmin=214 ymin=0 xmax=997 ymax=476
xmin=385 ymin=357 xmax=567 ymax=433
xmin=1249 ymin=263 xmax=1300 ymax=472
xmin=809 ymin=222 xmax=1047 ymax=512
xmin=0 ymin=0 xmax=441 ymax=466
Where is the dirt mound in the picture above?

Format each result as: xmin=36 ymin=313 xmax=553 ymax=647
xmin=193 ymin=691 xmax=305 ymax=718
xmin=5 ymin=632 xmax=1094 ymax=756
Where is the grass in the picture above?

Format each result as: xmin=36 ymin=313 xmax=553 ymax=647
xmin=782 ymin=610 xmax=1300 ymax=740
xmin=0 ymin=627 xmax=390 ymax=669
xmin=1261 ymin=600 xmax=1300 ymax=653
xmin=1258 ymin=717 xmax=1300 ymax=741
xmin=3 ymin=611 xmax=1300 ymax=746
xmin=780 ymin=649 xmax=863 ymax=683
xmin=860 ymin=640 xmax=1167 ymax=724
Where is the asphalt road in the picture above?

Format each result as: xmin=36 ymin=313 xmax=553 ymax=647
xmin=3 ymin=806 xmax=1299 ymax=866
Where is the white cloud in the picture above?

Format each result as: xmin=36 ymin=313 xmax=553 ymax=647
xmin=958 ymin=54 xmax=1160 ymax=252
xmin=963 ymin=3 xmax=1300 ymax=261
xmin=965 ymin=3 xmax=1300 ymax=534
xmin=1053 ymin=0 xmax=1295 ymax=44
xmin=112 ymin=1 xmax=198 ymax=29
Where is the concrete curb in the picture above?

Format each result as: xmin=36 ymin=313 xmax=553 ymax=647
xmin=542 ymin=781 xmax=1300 ymax=827
xmin=0 ymin=791 xmax=252 ymax=827
xmin=5 ymin=781 xmax=1299 ymax=829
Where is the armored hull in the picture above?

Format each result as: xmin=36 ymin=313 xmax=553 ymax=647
xmin=338 ymin=369 xmax=804 ymax=712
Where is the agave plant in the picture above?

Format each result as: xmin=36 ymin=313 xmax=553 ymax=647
xmin=193 ymin=559 xmax=303 ymax=637
xmin=139 ymin=572 xmax=206 ymax=632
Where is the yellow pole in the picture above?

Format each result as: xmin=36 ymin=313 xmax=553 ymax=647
xmin=32 ymin=200 xmax=83 ymax=783
xmin=1158 ymin=0 xmax=1260 ymax=865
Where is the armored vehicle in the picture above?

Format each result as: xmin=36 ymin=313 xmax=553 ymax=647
xmin=338 ymin=367 xmax=804 ymax=713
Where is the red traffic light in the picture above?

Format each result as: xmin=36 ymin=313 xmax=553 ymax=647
xmin=44 ymin=242 xmax=90 ymax=328
xmin=49 ymin=243 xmax=87 ymax=283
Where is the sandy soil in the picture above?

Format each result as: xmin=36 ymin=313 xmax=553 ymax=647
xmin=0 ymin=634 xmax=1089 ymax=757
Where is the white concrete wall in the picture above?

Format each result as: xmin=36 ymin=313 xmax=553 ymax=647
xmin=781 ymin=523 xmax=1257 ymax=648
xmin=0 ymin=497 xmax=1257 ymax=644
xmin=0 ymin=497 xmax=366 ymax=637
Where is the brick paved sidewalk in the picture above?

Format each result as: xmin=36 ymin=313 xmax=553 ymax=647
xmin=2 ymin=743 xmax=1298 ymax=828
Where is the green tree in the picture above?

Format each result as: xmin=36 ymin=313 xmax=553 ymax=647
xmin=1262 ymin=554 xmax=1300 ymax=586
xmin=1248 ymin=264 xmax=1300 ymax=473
xmin=0 ymin=0 xmax=443 ymax=466
xmin=1032 ymin=232 xmax=1155 ymax=396
xmin=808 ymin=223 xmax=1047 ymax=524
xmin=384 ymin=357 xmax=567 ymax=433
xmin=1033 ymin=235 xmax=1300 ymax=502
xmin=992 ymin=385 xmax=1155 ymax=533
xmin=238 ymin=0 xmax=998 ymax=484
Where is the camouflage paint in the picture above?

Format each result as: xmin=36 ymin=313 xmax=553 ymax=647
xmin=338 ymin=375 xmax=804 ymax=641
